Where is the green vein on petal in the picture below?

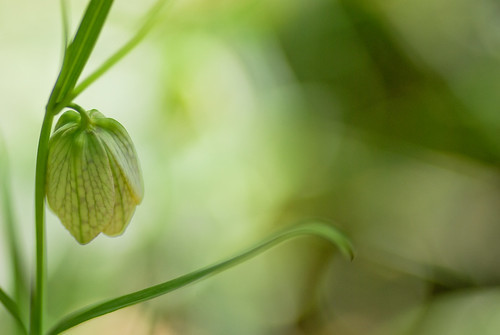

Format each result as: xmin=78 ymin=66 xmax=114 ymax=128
xmin=94 ymin=116 xmax=143 ymax=201
xmin=47 ymin=125 xmax=115 ymax=244
xmin=72 ymin=131 xmax=115 ymax=243
xmin=103 ymin=153 xmax=139 ymax=236
xmin=47 ymin=109 xmax=143 ymax=244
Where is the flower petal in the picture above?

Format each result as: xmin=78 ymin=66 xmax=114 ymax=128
xmin=94 ymin=116 xmax=143 ymax=202
xmin=47 ymin=128 xmax=115 ymax=244
xmin=102 ymin=153 xmax=139 ymax=236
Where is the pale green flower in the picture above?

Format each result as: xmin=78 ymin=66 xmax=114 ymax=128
xmin=46 ymin=109 xmax=143 ymax=244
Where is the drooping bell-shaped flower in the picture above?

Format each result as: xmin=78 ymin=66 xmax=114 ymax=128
xmin=46 ymin=109 xmax=143 ymax=244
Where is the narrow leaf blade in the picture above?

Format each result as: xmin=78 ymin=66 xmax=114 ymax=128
xmin=72 ymin=0 xmax=168 ymax=99
xmin=48 ymin=0 xmax=114 ymax=109
xmin=0 ymin=137 xmax=27 ymax=320
xmin=47 ymin=222 xmax=353 ymax=335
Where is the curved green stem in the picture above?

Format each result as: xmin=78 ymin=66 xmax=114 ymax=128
xmin=30 ymin=111 xmax=55 ymax=335
xmin=47 ymin=222 xmax=353 ymax=335
xmin=31 ymin=0 xmax=114 ymax=333
xmin=66 ymin=103 xmax=93 ymax=128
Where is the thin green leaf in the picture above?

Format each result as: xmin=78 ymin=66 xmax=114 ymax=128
xmin=47 ymin=222 xmax=353 ymax=335
xmin=48 ymin=0 xmax=114 ymax=111
xmin=0 ymin=286 xmax=28 ymax=335
xmin=0 ymin=137 xmax=27 ymax=319
xmin=71 ymin=0 xmax=169 ymax=100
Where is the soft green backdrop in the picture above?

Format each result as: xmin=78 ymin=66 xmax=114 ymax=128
xmin=1 ymin=0 xmax=499 ymax=334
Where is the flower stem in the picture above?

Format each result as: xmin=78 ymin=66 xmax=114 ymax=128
xmin=30 ymin=110 xmax=55 ymax=335
xmin=67 ymin=103 xmax=93 ymax=129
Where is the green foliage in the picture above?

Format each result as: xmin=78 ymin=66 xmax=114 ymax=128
xmin=280 ymin=0 xmax=500 ymax=166
xmin=48 ymin=0 xmax=113 ymax=112
xmin=0 ymin=1 xmax=353 ymax=334
xmin=47 ymin=222 xmax=352 ymax=334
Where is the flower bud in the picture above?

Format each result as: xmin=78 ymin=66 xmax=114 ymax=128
xmin=46 ymin=109 xmax=143 ymax=244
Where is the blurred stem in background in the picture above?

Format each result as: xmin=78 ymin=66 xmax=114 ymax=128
xmin=0 ymin=137 xmax=27 ymax=334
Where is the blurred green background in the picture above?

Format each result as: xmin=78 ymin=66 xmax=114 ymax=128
xmin=1 ymin=0 xmax=500 ymax=334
